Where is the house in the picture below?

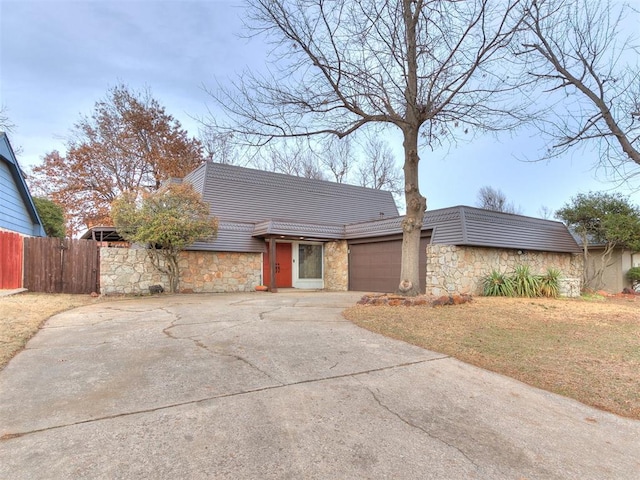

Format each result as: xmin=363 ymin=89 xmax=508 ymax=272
xmin=0 ymin=132 xmax=45 ymax=237
xmin=0 ymin=132 xmax=46 ymax=289
xmin=99 ymin=162 xmax=583 ymax=296
xmin=184 ymin=161 xmax=398 ymax=291
xmin=346 ymin=205 xmax=583 ymax=296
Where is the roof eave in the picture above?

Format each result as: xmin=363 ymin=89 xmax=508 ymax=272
xmin=252 ymin=219 xmax=345 ymax=240
xmin=0 ymin=133 xmax=47 ymax=236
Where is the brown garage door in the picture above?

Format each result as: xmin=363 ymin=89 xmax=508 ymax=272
xmin=348 ymin=234 xmax=431 ymax=293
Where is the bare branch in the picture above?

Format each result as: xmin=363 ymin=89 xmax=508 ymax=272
xmin=0 ymin=105 xmax=14 ymax=133
xmin=517 ymin=0 xmax=640 ymax=180
xmin=206 ymin=0 xmax=528 ymax=295
xmin=208 ymin=0 xmax=528 ymax=145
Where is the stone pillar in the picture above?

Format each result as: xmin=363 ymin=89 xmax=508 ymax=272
xmin=323 ymin=240 xmax=349 ymax=291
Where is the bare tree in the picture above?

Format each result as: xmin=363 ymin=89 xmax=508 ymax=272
xmin=199 ymin=127 xmax=239 ymax=164
xmin=358 ymin=137 xmax=403 ymax=195
xmin=210 ymin=0 xmax=527 ymax=295
xmin=298 ymin=156 xmax=326 ymax=180
xmin=538 ymin=205 xmax=554 ymax=219
xmin=519 ymin=0 xmax=640 ymax=179
xmin=319 ymin=136 xmax=353 ymax=183
xmin=476 ymin=186 xmax=521 ymax=213
xmin=257 ymin=142 xmax=301 ymax=176
xmin=0 ymin=106 xmax=14 ymax=132
xmin=258 ymin=138 xmax=326 ymax=180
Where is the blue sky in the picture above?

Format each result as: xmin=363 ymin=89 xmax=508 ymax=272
xmin=1 ymin=0 xmax=639 ymax=217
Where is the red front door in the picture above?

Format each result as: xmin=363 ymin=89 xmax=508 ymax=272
xmin=263 ymin=242 xmax=293 ymax=288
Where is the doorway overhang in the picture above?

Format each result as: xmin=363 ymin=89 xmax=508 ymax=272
xmin=252 ymin=219 xmax=344 ymax=241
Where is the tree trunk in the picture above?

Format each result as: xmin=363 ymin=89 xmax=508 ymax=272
xmin=581 ymin=232 xmax=590 ymax=289
xmin=167 ymin=253 xmax=180 ymax=293
xmin=398 ymin=126 xmax=426 ymax=296
xmin=593 ymin=244 xmax=615 ymax=292
xmin=396 ymin=1 xmax=426 ymax=297
xmin=147 ymin=249 xmax=180 ymax=293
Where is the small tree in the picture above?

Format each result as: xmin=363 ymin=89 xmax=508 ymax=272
xmin=538 ymin=205 xmax=553 ymax=220
xmin=112 ymin=184 xmax=218 ymax=293
xmin=556 ymin=192 xmax=640 ymax=290
xmin=33 ymin=197 xmax=66 ymax=238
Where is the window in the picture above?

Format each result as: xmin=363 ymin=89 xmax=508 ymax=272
xmin=298 ymin=244 xmax=322 ymax=279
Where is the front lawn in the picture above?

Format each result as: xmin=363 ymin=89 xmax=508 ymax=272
xmin=344 ymin=296 xmax=640 ymax=419
xmin=0 ymin=293 xmax=102 ymax=370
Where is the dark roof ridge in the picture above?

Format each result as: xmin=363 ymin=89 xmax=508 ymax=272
xmin=447 ymin=205 xmax=566 ymax=226
xmin=347 ymin=205 xmax=565 ymax=227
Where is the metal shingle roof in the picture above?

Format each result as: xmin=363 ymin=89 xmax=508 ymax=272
xmin=197 ymin=162 xmax=399 ymax=225
xmin=181 ymin=163 xmax=579 ymax=254
xmin=346 ymin=206 xmax=581 ymax=253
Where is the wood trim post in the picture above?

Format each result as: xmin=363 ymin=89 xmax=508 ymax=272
xmin=269 ymin=236 xmax=278 ymax=293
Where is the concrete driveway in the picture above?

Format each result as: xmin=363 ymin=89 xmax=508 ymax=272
xmin=1 ymin=292 xmax=638 ymax=479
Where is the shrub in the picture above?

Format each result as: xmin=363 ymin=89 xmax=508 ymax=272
xmin=627 ymin=266 xmax=640 ymax=289
xmin=482 ymin=270 xmax=515 ymax=297
xmin=539 ymin=268 xmax=561 ymax=298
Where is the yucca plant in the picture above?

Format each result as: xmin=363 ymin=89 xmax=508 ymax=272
xmin=539 ymin=268 xmax=561 ymax=298
xmin=482 ymin=270 xmax=515 ymax=297
xmin=511 ymin=265 xmax=541 ymax=297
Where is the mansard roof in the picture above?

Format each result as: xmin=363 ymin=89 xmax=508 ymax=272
xmin=179 ymin=163 xmax=579 ymax=254
xmin=185 ymin=162 xmax=399 ymax=225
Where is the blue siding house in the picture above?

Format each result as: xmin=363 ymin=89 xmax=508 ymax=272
xmin=0 ymin=132 xmax=46 ymax=236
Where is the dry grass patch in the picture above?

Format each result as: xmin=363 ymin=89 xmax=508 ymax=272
xmin=0 ymin=293 xmax=103 ymax=370
xmin=344 ymin=296 xmax=640 ymax=419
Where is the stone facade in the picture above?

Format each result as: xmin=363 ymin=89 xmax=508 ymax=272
xmin=323 ymin=240 xmax=348 ymax=291
xmin=426 ymin=245 xmax=583 ymax=298
xmin=101 ymin=243 xmax=583 ymax=296
xmin=100 ymin=248 xmax=261 ymax=295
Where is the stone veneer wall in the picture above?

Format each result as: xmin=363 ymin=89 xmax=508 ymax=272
xmin=323 ymin=240 xmax=348 ymax=291
xmin=426 ymin=245 xmax=583 ymax=298
xmin=100 ymin=247 xmax=262 ymax=295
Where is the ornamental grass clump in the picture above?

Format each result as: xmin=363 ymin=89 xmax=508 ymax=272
xmin=539 ymin=268 xmax=561 ymax=298
xmin=482 ymin=265 xmax=562 ymax=298
xmin=512 ymin=265 xmax=541 ymax=298
xmin=482 ymin=270 xmax=515 ymax=297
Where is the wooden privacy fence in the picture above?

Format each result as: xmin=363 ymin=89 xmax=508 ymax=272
xmin=23 ymin=237 xmax=100 ymax=294
xmin=0 ymin=231 xmax=23 ymax=289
